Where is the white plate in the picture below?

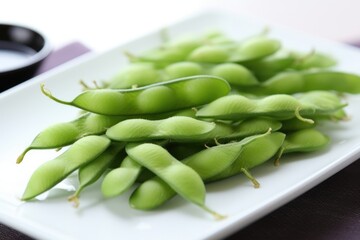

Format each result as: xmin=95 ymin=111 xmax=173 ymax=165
xmin=1 ymin=10 xmax=360 ymax=240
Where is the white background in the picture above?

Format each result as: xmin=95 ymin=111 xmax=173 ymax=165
xmin=1 ymin=0 xmax=360 ymax=52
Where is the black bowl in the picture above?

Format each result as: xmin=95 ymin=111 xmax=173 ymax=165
xmin=0 ymin=23 xmax=52 ymax=92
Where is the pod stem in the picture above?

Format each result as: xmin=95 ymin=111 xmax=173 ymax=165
xmin=123 ymin=51 xmax=139 ymax=62
xmin=68 ymin=188 xmax=82 ymax=208
xmin=40 ymin=84 xmax=72 ymax=106
xmin=191 ymin=107 xmax=198 ymax=113
xmin=264 ymin=127 xmax=272 ymax=135
xmin=214 ymin=138 xmax=222 ymax=146
xmin=296 ymin=48 xmax=316 ymax=65
xmin=294 ymin=107 xmax=315 ymax=124
xmin=16 ymin=147 xmax=30 ymax=164
xmin=241 ymin=168 xmax=260 ymax=188
xmin=200 ymin=205 xmax=227 ymax=221
xmin=79 ymin=80 xmax=91 ymax=90
xmin=274 ymin=146 xmax=285 ymax=167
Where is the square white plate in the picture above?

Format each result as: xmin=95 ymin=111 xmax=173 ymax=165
xmin=1 ymin=10 xmax=360 ymax=240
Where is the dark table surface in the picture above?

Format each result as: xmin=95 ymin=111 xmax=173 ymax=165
xmin=1 ymin=42 xmax=359 ymax=240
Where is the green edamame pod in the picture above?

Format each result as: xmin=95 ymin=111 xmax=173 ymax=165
xmin=324 ymin=108 xmax=348 ymax=121
xmin=280 ymin=117 xmax=316 ymax=132
xmin=42 ymin=75 xmax=230 ymax=116
xmin=208 ymin=132 xmax=285 ymax=185
xmin=241 ymin=50 xmax=297 ymax=81
xmin=219 ymin=118 xmax=282 ymax=141
xmin=283 ymin=128 xmax=330 ymax=153
xmin=101 ymin=156 xmax=142 ymax=198
xmin=231 ymin=36 xmax=281 ymax=62
xmin=195 ymin=118 xmax=282 ymax=144
xmin=129 ymin=131 xmax=281 ymax=210
xmin=129 ymin=139 xmax=246 ymax=210
xmin=130 ymin=177 xmax=174 ymax=210
xmin=209 ymin=63 xmax=259 ymax=86
xmin=134 ymin=48 xmax=187 ymax=65
xmin=184 ymin=132 xmax=278 ymax=180
xmin=108 ymin=63 xmax=162 ymax=89
xmin=255 ymin=71 xmax=303 ymax=95
xmin=21 ymin=135 xmax=111 ymax=201
xmin=291 ymin=51 xmax=337 ymax=70
xmin=106 ymin=116 xmax=216 ymax=142
xmin=260 ymin=70 xmax=360 ymax=94
xmin=196 ymin=91 xmax=346 ymax=122
xmin=130 ymin=31 xmax=229 ymax=65
xmin=164 ymin=61 xmax=203 ymax=79
xmin=196 ymin=94 xmax=306 ymax=120
xmin=68 ymin=142 xmax=125 ymax=206
xmin=296 ymin=90 xmax=347 ymax=115
xmin=187 ymin=36 xmax=281 ymax=63
xmin=107 ymin=116 xmax=281 ymax=144
xmin=164 ymin=38 xmax=203 ymax=55
xmin=17 ymin=113 xmax=125 ymax=163
xmin=126 ymin=143 xmax=223 ymax=219
xmin=274 ymin=128 xmax=330 ymax=166
xmin=242 ymin=51 xmax=335 ymax=82
xmin=187 ymin=45 xmax=229 ymax=63
xmin=302 ymin=71 xmax=360 ymax=93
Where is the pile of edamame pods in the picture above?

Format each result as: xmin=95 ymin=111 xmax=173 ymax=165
xmin=17 ymin=30 xmax=360 ymax=219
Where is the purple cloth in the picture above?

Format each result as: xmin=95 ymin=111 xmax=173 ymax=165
xmin=1 ymin=42 xmax=359 ymax=240
xmin=35 ymin=41 xmax=91 ymax=75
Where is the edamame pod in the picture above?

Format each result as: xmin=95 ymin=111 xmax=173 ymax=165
xmin=130 ymin=31 xmax=229 ymax=65
xmin=291 ymin=52 xmax=337 ymax=70
xmin=42 ymin=75 xmax=230 ymax=116
xmin=134 ymin=48 xmax=187 ymax=65
xmin=209 ymin=63 xmax=259 ymax=86
xmin=296 ymin=90 xmax=347 ymax=115
xmin=188 ymin=36 xmax=281 ymax=63
xmin=241 ymin=50 xmax=297 ymax=81
xmin=106 ymin=116 xmax=216 ymax=142
xmin=130 ymin=177 xmax=174 ymax=210
xmin=261 ymin=70 xmax=360 ymax=94
xmin=187 ymin=45 xmax=229 ymax=63
xmin=101 ymin=156 xmax=142 ymax=198
xmin=164 ymin=61 xmax=203 ymax=79
xmin=231 ymin=37 xmax=281 ymax=62
xmin=108 ymin=63 xmax=162 ymax=89
xmin=107 ymin=116 xmax=281 ymax=144
xmin=17 ymin=113 xmax=125 ymax=163
xmin=126 ymin=143 xmax=223 ymax=219
xmin=129 ymin=139 xmax=245 ymax=210
xmin=68 ymin=142 xmax=125 ymax=206
xmin=196 ymin=91 xmax=346 ymax=122
xmin=274 ymin=128 xmax=330 ymax=166
xmin=280 ymin=117 xmax=315 ymax=132
xmin=282 ymin=128 xmax=330 ymax=153
xmin=242 ymin=51 xmax=336 ymax=82
xmin=129 ymin=131 xmax=281 ymax=210
xmin=208 ymin=132 xmax=285 ymax=185
xmin=196 ymin=94 xmax=307 ymax=120
xmin=219 ymin=118 xmax=282 ymax=141
xmin=21 ymin=135 xmax=111 ymax=201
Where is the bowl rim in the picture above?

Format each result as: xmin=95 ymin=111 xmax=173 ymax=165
xmin=0 ymin=23 xmax=52 ymax=74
